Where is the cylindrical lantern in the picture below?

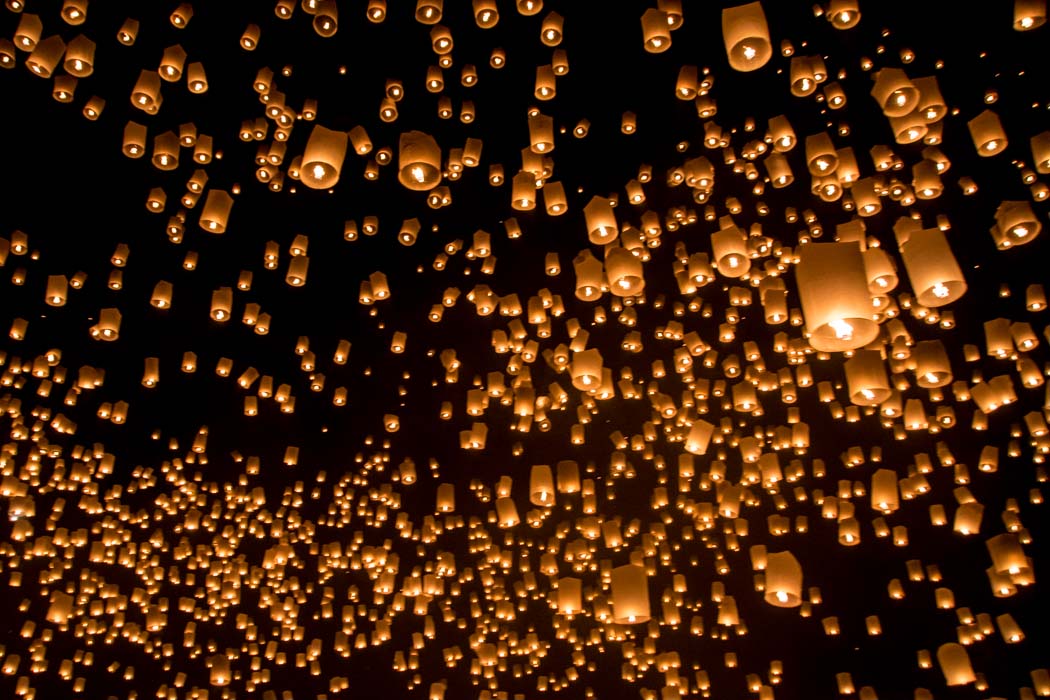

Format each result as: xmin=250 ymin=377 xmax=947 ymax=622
xmin=871 ymin=68 xmax=919 ymax=117
xmin=570 ymin=349 xmax=603 ymax=391
xmin=605 ymin=247 xmax=644 ymax=296
xmin=968 ymin=110 xmax=1007 ymax=156
xmin=199 ymin=190 xmax=234 ymax=233
xmin=398 ymin=131 xmax=442 ymax=190
xmin=722 ymin=2 xmax=772 ymax=71
xmin=936 ymin=643 xmax=975 ymax=686
xmin=899 ymin=228 xmax=966 ymax=307
xmin=611 ymin=564 xmax=650 ymax=624
xmin=301 ymin=125 xmax=348 ymax=189
xmin=573 ymin=250 xmax=604 ymax=301
xmin=712 ymin=225 xmax=750 ymax=277
xmin=845 ymin=350 xmax=891 ymax=405
xmin=764 ymin=551 xmax=802 ymax=607
xmin=795 ymin=242 xmax=878 ymax=352
xmin=1015 ymin=0 xmax=1047 ymax=30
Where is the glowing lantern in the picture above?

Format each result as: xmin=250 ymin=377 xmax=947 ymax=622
xmin=570 ymin=349 xmax=603 ymax=391
xmin=301 ymin=125 xmax=348 ymax=189
xmin=795 ymin=242 xmax=878 ymax=352
xmin=641 ymin=9 xmax=671 ymax=52
xmin=25 ymin=35 xmax=66 ymax=78
xmin=936 ymin=644 xmax=975 ymax=686
xmin=722 ymin=2 xmax=771 ymax=71
xmin=764 ymin=552 xmax=802 ymax=607
xmin=991 ymin=201 xmax=1041 ymax=249
xmin=899 ymin=228 xmax=966 ymax=307
xmin=845 ymin=350 xmax=891 ymax=405
xmin=1015 ymin=0 xmax=1046 ymax=29
xmin=828 ymin=0 xmax=860 ymax=28
xmin=871 ymin=68 xmax=919 ymax=117
xmin=398 ymin=131 xmax=442 ymax=191
xmin=573 ymin=250 xmax=604 ymax=301
xmin=200 ymin=190 xmax=234 ymax=233
xmin=968 ymin=110 xmax=1007 ymax=156
xmin=611 ymin=564 xmax=650 ymax=623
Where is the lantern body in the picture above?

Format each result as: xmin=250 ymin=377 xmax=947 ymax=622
xmin=722 ymin=2 xmax=772 ymax=72
xmin=795 ymin=242 xmax=878 ymax=352
xmin=764 ymin=551 xmax=802 ymax=607
xmin=900 ymin=228 xmax=966 ymax=307
xmin=611 ymin=564 xmax=650 ymax=623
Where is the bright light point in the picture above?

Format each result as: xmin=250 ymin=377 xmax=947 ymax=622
xmin=743 ymin=45 xmax=757 ymax=60
xmin=815 ymin=159 xmax=829 ymax=171
xmin=775 ymin=591 xmax=789 ymax=603
xmin=931 ymin=282 xmax=950 ymax=298
xmin=829 ymin=319 xmax=854 ymax=339
xmin=311 ymin=164 xmax=326 ymax=180
xmin=411 ymin=166 xmax=426 ymax=183
xmin=1021 ymin=16 xmax=1035 ymax=28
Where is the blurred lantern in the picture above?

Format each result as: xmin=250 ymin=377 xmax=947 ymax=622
xmin=611 ymin=564 xmax=650 ymax=623
xmin=1015 ymin=0 xmax=1047 ymax=29
xmin=828 ymin=0 xmax=860 ymax=28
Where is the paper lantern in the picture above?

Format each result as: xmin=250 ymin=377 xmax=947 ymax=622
xmin=968 ymin=110 xmax=1007 ymax=156
xmin=764 ymin=552 xmax=802 ymax=607
xmin=722 ymin=2 xmax=772 ymax=71
xmin=570 ymin=349 xmax=603 ymax=390
xmin=937 ymin=644 xmax=975 ymax=686
xmin=845 ymin=350 xmax=891 ymax=405
xmin=25 ymin=35 xmax=66 ymax=78
xmin=199 ymin=190 xmax=233 ymax=233
xmin=828 ymin=0 xmax=860 ymax=28
xmin=871 ymin=68 xmax=919 ymax=117
xmin=573 ymin=250 xmax=604 ymax=300
xmin=712 ymin=225 xmax=750 ymax=277
xmin=991 ymin=200 xmax=1041 ymax=249
xmin=300 ymin=125 xmax=348 ymax=189
xmin=398 ymin=131 xmax=442 ymax=190
xmin=641 ymin=9 xmax=671 ymax=52
xmin=1015 ymin=0 xmax=1047 ymax=29
xmin=899 ymin=228 xmax=966 ymax=307
xmin=611 ymin=564 xmax=650 ymax=623
xmin=45 ymin=275 xmax=68 ymax=306
xmin=795 ymin=242 xmax=878 ymax=352
xmin=605 ymin=247 xmax=644 ymax=296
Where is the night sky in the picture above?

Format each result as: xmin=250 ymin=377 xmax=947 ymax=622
xmin=1 ymin=1 xmax=1049 ymax=699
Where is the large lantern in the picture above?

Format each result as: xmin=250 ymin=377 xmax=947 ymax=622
xmin=722 ymin=2 xmax=772 ymax=72
xmin=398 ymin=131 xmax=442 ymax=190
xmin=795 ymin=242 xmax=878 ymax=351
